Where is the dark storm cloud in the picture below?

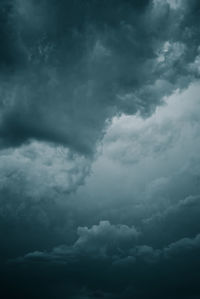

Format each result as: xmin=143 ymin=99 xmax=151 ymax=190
xmin=0 ymin=0 xmax=200 ymax=154
xmin=1 ymin=1 xmax=200 ymax=298
xmin=7 ymin=221 xmax=200 ymax=299
xmin=1 ymin=81 xmax=200 ymax=298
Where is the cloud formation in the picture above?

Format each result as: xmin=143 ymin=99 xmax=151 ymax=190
xmin=0 ymin=0 xmax=200 ymax=155
xmin=1 ymin=1 xmax=200 ymax=299
xmin=11 ymin=221 xmax=200 ymax=299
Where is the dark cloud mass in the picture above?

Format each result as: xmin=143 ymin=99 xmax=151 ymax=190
xmin=0 ymin=0 xmax=199 ymax=154
xmin=1 ymin=0 xmax=200 ymax=298
xmin=6 ymin=222 xmax=200 ymax=299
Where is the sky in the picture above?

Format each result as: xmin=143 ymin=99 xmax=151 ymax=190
xmin=1 ymin=0 xmax=200 ymax=298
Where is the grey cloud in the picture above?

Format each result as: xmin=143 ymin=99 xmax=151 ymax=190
xmin=72 ymin=82 xmax=200 ymax=233
xmin=1 ymin=1 xmax=200 ymax=298
xmin=103 ymin=82 xmax=200 ymax=165
xmin=0 ymin=140 xmax=90 ymax=200
xmin=19 ymin=220 xmax=139 ymax=261
xmin=0 ymin=140 xmax=90 ymax=227
xmin=142 ymin=195 xmax=200 ymax=247
xmin=74 ymin=220 xmax=139 ymax=255
xmin=0 ymin=0 xmax=200 ymax=155
xmin=20 ymin=221 xmax=200 ymax=265
xmin=0 ymin=140 xmax=91 ymax=261
xmin=11 ymin=222 xmax=200 ymax=299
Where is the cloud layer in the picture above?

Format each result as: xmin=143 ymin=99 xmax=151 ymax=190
xmin=1 ymin=1 xmax=200 ymax=299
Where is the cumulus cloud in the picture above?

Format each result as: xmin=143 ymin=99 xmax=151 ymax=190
xmin=19 ymin=221 xmax=139 ymax=261
xmin=71 ymin=220 xmax=139 ymax=256
xmin=11 ymin=222 xmax=200 ymax=299
xmin=18 ymin=221 xmax=200 ymax=265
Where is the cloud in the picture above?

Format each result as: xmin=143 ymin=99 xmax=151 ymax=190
xmin=142 ymin=195 xmax=200 ymax=247
xmin=1 ymin=80 xmax=198 ymax=268
xmin=0 ymin=140 xmax=90 ymax=200
xmin=1 ymin=2 xmax=200 ymax=298
xmin=72 ymin=82 xmax=200 ymax=231
xmin=20 ymin=220 xmax=200 ymax=265
xmin=0 ymin=0 xmax=200 ymax=155
xmin=19 ymin=220 xmax=139 ymax=261
xmin=10 ymin=222 xmax=200 ymax=299
xmin=0 ymin=140 xmax=91 ymax=260
xmin=0 ymin=140 xmax=90 ymax=225
xmin=74 ymin=220 xmax=139 ymax=256
xmin=103 ymin=82 xmax=200 ymax=164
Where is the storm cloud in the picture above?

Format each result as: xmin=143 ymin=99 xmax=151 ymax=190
xmin=0 ymin=0 xmax=200 ymax=154
xmin=9 ymin=222 xmax=200 ymax=299
xmin=1 ymin=0 xmax=200 ymax=298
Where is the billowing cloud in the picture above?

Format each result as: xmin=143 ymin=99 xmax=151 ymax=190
xmin=1 ymin=1 xmax=200 ymax=299
xmin=0 ymin=140 xmax=91 ymax=261
xmin=0 ymin=0 xmax=200 ymax=155
xmin=18 ymin=220 xmax=139 ymax=261
xmin=10 ymin=221 xmax=200 ymax=299
xmin=0 ymin=140 xmax=90 ymax=199
xmin=71 ymin=82 xmax=200 ymax=230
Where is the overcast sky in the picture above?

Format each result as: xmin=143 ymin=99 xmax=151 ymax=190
xmin=1 ymin=0 xmax=200 ymax=298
